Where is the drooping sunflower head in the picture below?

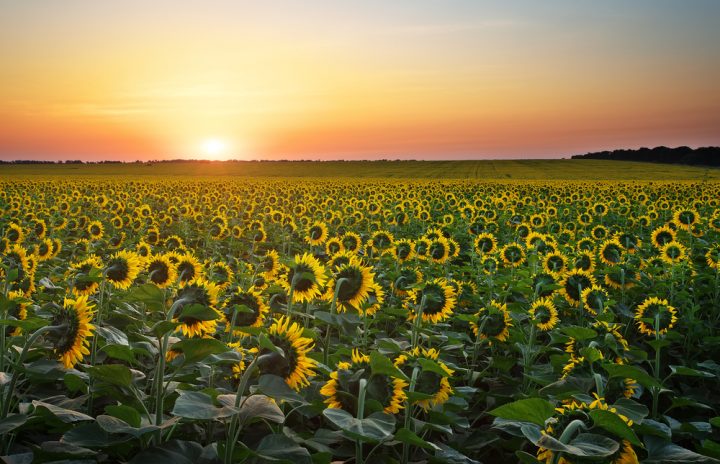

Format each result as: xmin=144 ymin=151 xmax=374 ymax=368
xmin=650 ymin=225 xmax=676 ymax=249
xmin=599 ymin=238 xmax=625 ymax=266
xmin=50 ymin=295 xmax=96 ymax=369
xmin=174 ymin=277 xmax=222 ymax=338
xmin=205 ymin=260 xmax=234 ymax=290
xmin=543 ymin=251 xmax=568 ymax=276
xmin=659 ymin=240 xmax=686 ymax=265
xmin=69 ymin=255 xmax=103 ymax=296
xmin=395 ymin=347 xmax=453 ymax=411
xmin=223 ymin=288 xmax=268 ymax=334
xmin=33 ymin=238 xmax=54 ymax=262
xmin=367 ymin=230 xmax=394 ymax=255
xmin=635 ymin=296 xmax=677 ymax=336
xmin=176 ymin=254 xmax=204 ymax=284
xmin=392 ymin=267 xmax=423 ymax=296
xmin=260 ymin=249 xmax=281 ymax=279
xmin=706 ymin=244 xmax=720 ymax=270
xmin=87 ymin=220 xmax=104 ymax=240
xmin=560 ymin=269 xmax=597 ymax=307
xmin=573 ymin=250 xmax=596 ymax=273
xmin=5 ymin=290 xmax=29 ymax=336
xmin=327 ymin=257 xmax=375 ymax=313
xmin=474 ymin=233 xmax=498 ymax=255
xmin=305 ymin=221 xmax=329 ymax=246
xmin=320 ymin=350 xmax=407 ymax=415
xmin=471 ymin=300 xmax=513 ymax=344
xmin=104 ymin=250 xmax=142 ymax=290
xmin=2 ymin=244 xmax=30 ymax=284
xmin=405 ymin=278 xmax=457 ymax=324
xmin=5 ymin=223 xmax=24 ymax=244
xmin=259 ymin=316 xmax=318 ymax=391
xmin=528 ymin=297 xmax=559 ymax=331
xmin=673 ymin=208 xmax=699 ymax=230
xmin=284 ymin=253 xmax=327 ymax=304
xmin=325 ymin=237 xmax=345 ymax=256
xmin=500 ymin=243 xmax=526 ymax=268
xmin=146 ymin=254 xmax=177 ymax=288
xmin=581 ymin=285 xmax=610 ymax=316
xmin=341 ymin=231 xmax=362 ymax=253
xmin=391 ymin=239 xmax=415 ymax=263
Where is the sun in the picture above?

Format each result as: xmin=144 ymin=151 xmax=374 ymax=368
xmin=200 ymin=138 xmax=228 ymax=159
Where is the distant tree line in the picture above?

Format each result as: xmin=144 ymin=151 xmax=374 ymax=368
xmin=571 ymin=146 xmax=720 ymax=167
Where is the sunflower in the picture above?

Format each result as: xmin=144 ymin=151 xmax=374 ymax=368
xmin=87 ymin=220 xmax=104 ymax=240
xmin=105 ymin=250 xmax=142 ymax=290
xmin=471 ymin=300 xmax=513 ymax=344
xmin=284 ymin=253 xmax=327 ymax=304
xmin=573 ymin=250 xmax=596 ymax=273
xmin=5 ymin=223 xmax=24 ymax=244
xmin=706 ymin=244 xmax=720 ymax=270
xmin=428 ymin=237 xmax=451 ymax=264
xmin=325 ymin=257 xmax=375 ymax=312
xmin=673 ymin=208 xmax=699 ymax=230
xmin=320 ymin=349 xmax=407 ymax=415
xmin=305 ymin=221 xmax=329 ymax=246
xmin=361 ymin=281 xmax=385 ymax=316
xmin=174 ymin=277 xmax=222 ymax=338
xmin=635 ymin=297 xmax=677 ymax=336
xmin=163 ymin=235 xmax=185 ymax=251
xmin=259 ymin=316 xmax=318 ymax=391
xmin=259 ymin=249 xmax=281 ymax=280
xmin=474 ymin=233 xmax=497 ymax=255
xmin=223 ymin=288 xmax=269 ymax=335
xmin=176 ymin=254 xmax=204 ymax=284
xmin=391 ymin=239 xmax=415 ymax=263
xmin=543 ymin=251 xmax=568 ymax=276
xmin=206 ymin=260 xmax=234 ymax=290
xmin=481 ymin=255 xmax=499 ymax=275
xmin=528 ymin=297 xmax=559 ymax=331
xmin=405 ymin=278 xmax=456 ymax=324
xmin=146 ymin=254 xmax=177 ymax=288
xmin=414 ymin=237 xmax=431 ymax=261
xmin=5 ymin=290 xmax=29 ymax=336
xmin=33 ymin=238 xmax=54 ymax=261
xmin=560 ymin=269 xmax=597 ymax=307
xmin=70 ymin=255 xmax=103 ymax=296
xmin=650 ymin=225 xmax=676 ymax=249
xmin=395 ymin=347 xmax=453 ymax=411
xmin=500 ymin=243 xmax=526 ymax=268
xmin=51 ymin=295 xmax=96 ymax=369
xmin=367 ymin=230 xmax=394 ymax=255
xmin=325 ymin=237 xmax=344 ymax=256
xmin=341 ymin=231 xmax=362 ymax=253
xmin=599 ymin=238 xmax=624 ymax=266
xmin=659 ymin=240 xmax=686 ymax=265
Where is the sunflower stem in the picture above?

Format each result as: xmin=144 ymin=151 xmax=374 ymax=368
xmin=652 ymin=313 xmax=662 ymax=419
xmin=355 ymin=378 xmax=368 ymax=464
xmin=411 ymin=295 xmax=427 ymax=350
xmin=324 ymin=278 xmax=349 ymax=366
xmin=551 ymin=419 xmax=587 ymax=464
xmin=154 ymin=300 xmax=182 ymax=443
xmin=468 ymin=316 xmax=488 ymax=383
xmin=225 ymin=356 xmax=259 ymax=464
xmin=87 ymin=281 xmax=106 ymax=415
xmin=401 ymin=367 xmax=420 ymax=464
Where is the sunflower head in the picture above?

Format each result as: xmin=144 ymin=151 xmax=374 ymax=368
xmin=105 ymin=250 xmax=142 ymax=290
xmin=528 ymin=297 xmax=559 ymax=331
xmin=395 ymin=347 xmax=453 ymax=411
xmin=50 ymin=295 xmax=96 ymax=369
xmin=174 ymin=277 xmax=222 ymax=338
xmin=327 ymin=257 xmax=375 ymax=313
xmin=223 ymin=288 xmax=268 ymax=334
xmin=284 ymin=253 xmax=327 ymax=304
xmin=405 ymin=278 xmax=456 ymax=324
xmin=560 ymin=269 xmax=597 ymax=306
xmin=635 ymin=296 xmax=677 ymax=336
xmin=471 ymin=300 xmax=512 ymax=344
xmin=259 ymin=316 xmax=318 ymax=391
xmin=146 ymin=254 xmax=177 ymax=288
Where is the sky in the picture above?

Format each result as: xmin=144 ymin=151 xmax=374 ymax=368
xmin=1 ymin=0 xmax=719 ymax=161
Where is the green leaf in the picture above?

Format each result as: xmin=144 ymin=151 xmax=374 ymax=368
xmin=0 ymin=414 xmax=28 ymax=434
xmin=217 ymin=394 xmax=284 ymax=424
xmin=177 ymin=303 xmax=220 ymax=322
xmin=561 ymin=326 xmax=598 ymax=340
xmin=516 ymin=451 xmax=542 ymax=464
xmin=172 ymin=338 xmax=229 ymax=364
xmin=95 ymin=326 xmax=129 ymax=346
xmin=105 ymin=404 xmax=141 ymax=428
xmin=0 ymin=317 xmax=49 ymax=331
xmin=645 ymin=435 xmax=720 ymax=463
xmin=126 ymin=283 xmax=166 ymax=311
xmin=369 ymin=351 xmax=409 ymax=381
xmin=171 ymin=390 xmax=236 ymax=420
xmin=129 ymin=439 xmax=210 ymax=464
xmin=612 ymin=398 xmax=649 ymax=423
xmin=255 ymin=374 xmax=306 ymax=403
xmin=253 ymin=434 xmax=312 ymax=464
xmin=417 ymin=358 xmax=450 ymax=377
xmin=711 ymin=417 xmax=720 ymax=428
xmin=579 ymin=347 xmax=603 ymax=364
xmin=322 ymin=408 xmax=396 ymax=442
xmin=489 ymin=398 xmax=555 ymax=427
xmin=86 ymin=364 xmax=133 ymax=387
xmin=31 ymin=401 xmax=94 ymax=423
xmin=669 ymin=365 xmax=716 ymax=378
xmin=603 ymin=363 xmax=661 ymax=388
xmin=394 ymin=427 xmax=439 ymax=450
xmin=149 ymin=320 xmax=181 ymax=338
xmin=589 ymin=409 xmax=642 ymax=447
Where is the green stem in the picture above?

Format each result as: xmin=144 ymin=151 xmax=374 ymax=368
xmin=401 ymin=367 xmax=420 ymax=464
xmin=411 ymin=295 xmax=427 ymax=350
xmin=652 ymin=313 xmax=662 ymax=419
xmin=552 ymin=419 xmax=587 ymax=464
xmin=355 ymin=378 xmax=368 ymax=464
xmin=225 ymin=356 xmax=259 ymax=464
xmin=324 ymin=278 xmax=348 ymax=366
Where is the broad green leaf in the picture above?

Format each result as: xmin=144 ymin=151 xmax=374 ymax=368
xmin=322 ymin=408 xmax=396 ymax=442
xmin=86 ymin=364 xmax=133 ymax=387
xmin=417 ymin=358 xmax=451 ymax=377
xmin=217 ymin=394 xmax=284 ymax=424
xmin=255 ymin=374 xmax=306 ymax=403
xmin=369 ymin=351 xmax=409 ymax=381
xmin=561 ymin=326 xmax=597 ymax=340
xmin=589 ymin=409 xmax=641 ymax=447
xmin=0 ymin=414 xmax=28 ymax=434
xmin=603 ymin=363 xmax=661 ymax=388
xmin=171 ymin=390 xmax=236 ymax=420
xmin=612 ymin=398 xmax=649 ymax=423
xmin=669 ymin=365 xmax=716 ymax=378
xmin=253 ymin=434 xmax=312 ymax=464
xmin=489 ymin=398 xmax=555 ymax=427
xmin=172 ymin=338 xmax=229 ymax=364
xmin=394 ymin=427 xmax=439 ymax=450
xmin=177 ymin=303 xmax=219 ymax=322
xmin=31 ymin=401 xmax=94 ymax=423
xmin=126 ymin=283 xmax=166 ymax=311
xmin=105 ymin=404 xmax=141 ymax=428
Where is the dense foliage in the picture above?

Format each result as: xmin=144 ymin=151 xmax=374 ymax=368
xmin=1 ymin=178 xmax=720 ymax=463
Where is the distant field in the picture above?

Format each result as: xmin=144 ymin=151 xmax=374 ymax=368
xmin=1 ymin=159 xmax=718 ymax=180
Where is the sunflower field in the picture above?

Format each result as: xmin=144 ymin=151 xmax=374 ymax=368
xmin=2 ymin=177 xmax=720 ymax=464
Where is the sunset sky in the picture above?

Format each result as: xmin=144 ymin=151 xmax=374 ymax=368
xmin=1 ymin=1 xmax=719 ymax=161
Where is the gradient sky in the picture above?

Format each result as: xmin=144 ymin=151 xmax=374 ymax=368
xmin=1 ymin=0 xmax=719 ymax=161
